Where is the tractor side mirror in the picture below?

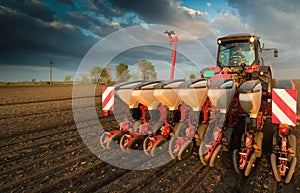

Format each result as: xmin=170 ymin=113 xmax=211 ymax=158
xmin=274 ymin=49 xmax=278 ymax=57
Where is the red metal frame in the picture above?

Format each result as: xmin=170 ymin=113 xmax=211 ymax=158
xmin=166 ymin=34 xmax=178 ymax=80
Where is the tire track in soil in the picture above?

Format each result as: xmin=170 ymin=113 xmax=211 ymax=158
xmin=191 ymin=152 xmax=241 ymax=193
xmin=0 ymin=105 xmax=104 ymax=139
xmin=31 ymin=148 xmax=149 ymax=193
xmin=0 ymin=114 xmax=115 ymax=149
xmin=0 ymin=95 xmax=101 ymax=107
xmin=130 ymin=154 xmax=202 ymax=193
xmin=1 ymin=148 xmax=95 ymax=192
xmin=1 ymin=116 xmax=116 ymax=172
xmin=0 ymin=102 xmax=100 ymax=120
xmin=94 ymin=155 xmax=180 ymax=193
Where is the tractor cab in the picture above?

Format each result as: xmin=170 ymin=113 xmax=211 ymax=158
xmin=217 ymin=34 xmax=260 ymax=68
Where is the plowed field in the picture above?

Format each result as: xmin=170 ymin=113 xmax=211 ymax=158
xmin=0 ymin=84 xmax=299 ymax=193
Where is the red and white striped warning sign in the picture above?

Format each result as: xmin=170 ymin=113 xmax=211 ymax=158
xmin=272 ymin=89 xmax=297 ymax=126
xmin=102 ymin=86 xmax=115 ymax=111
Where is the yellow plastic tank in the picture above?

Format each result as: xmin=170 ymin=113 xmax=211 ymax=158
xmin=115 ymin=80 xmax=146 ymax=108
xmin=208 ymin=78 xmax=235 ymax=113
xmin=153 ymin=79 xmax=186 ymax=110
xmin=131 ymin=81 xmax=162 ymax=110
xmin=239 ymin=80 xmax=262 ymax=118
xmin=177 ymin=79 xmax=208 ymax=111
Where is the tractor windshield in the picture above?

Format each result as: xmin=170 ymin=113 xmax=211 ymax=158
xmin=217 ymin=42 xmax=255 ymax=67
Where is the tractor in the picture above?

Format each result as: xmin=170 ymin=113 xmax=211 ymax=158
xmin=198 ymin=34 xmax=297 ymax=182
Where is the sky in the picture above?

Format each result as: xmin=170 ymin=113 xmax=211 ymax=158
xmin=0 ymin=0 xmax=299 ymax=82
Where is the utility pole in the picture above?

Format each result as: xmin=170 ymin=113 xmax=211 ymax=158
xmin=50 ymin=59 xmax=53 ymax=85
xmin=164 ymin=30 xmax=178 ymax=80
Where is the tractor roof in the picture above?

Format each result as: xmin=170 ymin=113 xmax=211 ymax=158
xmin=217 ymin=33 xmax=260 ymax=44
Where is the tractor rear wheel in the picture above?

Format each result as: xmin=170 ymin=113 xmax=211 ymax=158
xmin=244 ymin=152 xmax=256 ymax=176
xmin=106 ymin=132 xmax=123 ymax=149
xmin=209 ymin=144 xmax=223 ymax=167
xmin=233 ymin=149 xmax=242 ymax=176
xmin=285 ymin=157 xmax=297 ymax=184
xmin=178 ymin=140 xmax=194 ymax=161
xmin=151 ymin=138 xmax=167 ymax=157
xmin=271 ymin=153 xmax=281 ymax=182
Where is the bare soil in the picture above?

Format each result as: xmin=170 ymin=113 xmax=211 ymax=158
xmin=0 ymin=84 xmax=299 ymax=193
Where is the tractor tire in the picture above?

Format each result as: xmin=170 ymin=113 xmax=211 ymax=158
xmin=127 ymin=135 xmax=145 ymax=153
xmin=255 ymin=131 xmax=263 ymax=157
xmin=168 ymin=137 xmax=178 ymax=160
xmin=143 ymin=136 xmax=152 ymax=156
xmin=244 ymin=152 xmax=256 ymax=176
xmin=288 ymin=134 xmax=296 ymax=154
xmin=285 ymin=157 xmax=297 ymax=184
xmin=271 ymin=153 xmax=281 ymax=182
xmin=197 ymin=124 xmax=208 ymax=141
xmin=178 ymin=140 xmax=194 ymax=161
xmin=99 ymin=132 xmax=109 ymax=149
xmin=151 ymin=138 xmax=167 ymax=157
xmin=233 ymin=149 xmax=242 ymax=176
xmin=120 ymin=135 xmax=129 ymax=153
xmin=106 ymin=132 xmax=123 ymax=149
xmin=209 ymin=144 xmax=223 ymax=167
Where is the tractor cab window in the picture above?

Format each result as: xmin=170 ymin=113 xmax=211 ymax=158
xmin=218 ymin=42 xmax=255 ymax=67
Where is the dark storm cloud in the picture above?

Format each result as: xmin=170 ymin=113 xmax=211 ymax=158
xmin=88 ymin=0 xmax=123 ymax=17
xmin=0 ymin=5 xmax=97 ymax=69
xmin=89 ymin=0 xmax=210 ymax=36
xmin=57 ymin=0 xmax=75 ymax=7
xmin=1 ymin=0 xmax=55 ymax=21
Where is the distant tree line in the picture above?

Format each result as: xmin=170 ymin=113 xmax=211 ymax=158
xmin=78 ymin=59 xmax=158 ymax=85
